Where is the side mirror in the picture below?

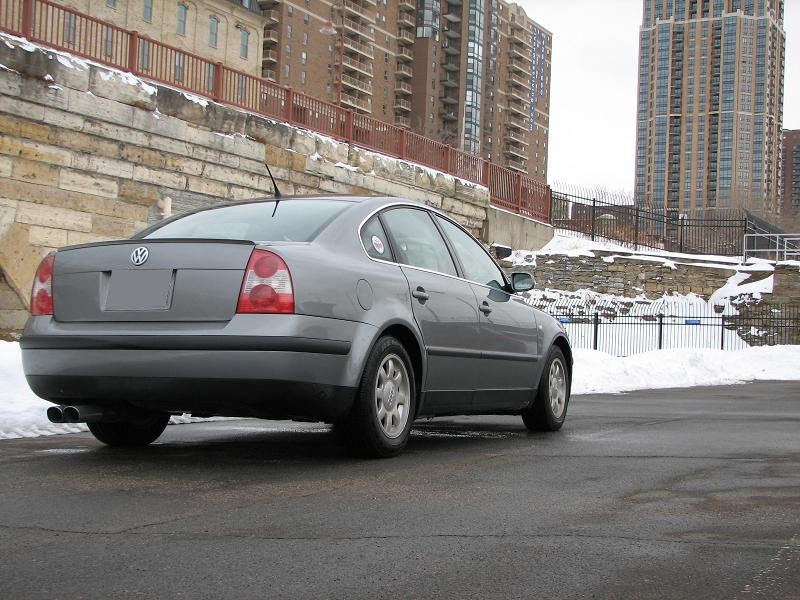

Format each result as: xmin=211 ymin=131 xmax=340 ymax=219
xmin=510 ymin=272 xmax=535 ymax=292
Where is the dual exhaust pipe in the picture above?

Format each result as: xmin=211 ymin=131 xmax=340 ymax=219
xmin=47 ymin=405 xmax=122 ymax=424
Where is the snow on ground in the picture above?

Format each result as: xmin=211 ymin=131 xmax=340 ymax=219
xmin=1 ymin=340 xmax=799 ymax=439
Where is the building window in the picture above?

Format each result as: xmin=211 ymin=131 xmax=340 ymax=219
xmin=287 ymin=5 xmax=293 ymax=16
xmin=206 ymin=62 xmax=216 ymax=91
xmin=304 ymin=13 xmax=309 ymax=24
xmin=139 ymin=39 xmax=151 ymax=71
xmin=301 ymin=71 xmax=306 ymax=84
xmin=287 ymin=24 xmax=292 ymax=38
xmin=175 ymin=53 xmax=185 ymax=81
xmin=143 ymin=0 xmax=152 ymax=22
xmin=106 ymin=0 xmax=116 ymax=8
xmin=102 ymin=25 xmax=114 ymax=56
xmin=300 ymin=51 xmax=307 ymax=64
xmin=209 ymin=17 xmax=219 ymax=47
xmin=283 ymin=64 xmax=290 ymax=78
xmin=177 ymin=4 xmax=187 ymax=36
xmin=63 ymin=12 xmax=76 ymax=45
xmin=239 ymin=27 xmax=250 ymax=59
xmin=302 ymin=32 xmax=308 ymax=46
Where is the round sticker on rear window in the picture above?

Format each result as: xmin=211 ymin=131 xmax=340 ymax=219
xmin=371 ymin=235 xmax=385 ymax=255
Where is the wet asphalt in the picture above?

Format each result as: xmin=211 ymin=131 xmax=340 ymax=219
xmin=0 ymin=381 xmax=798 ymax=600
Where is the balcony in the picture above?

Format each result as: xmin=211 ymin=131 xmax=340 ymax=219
xmin=341 ymin=36 xmax=374 ymax=59
xmin=397 ymin=29 xmax=414 ymax=45
xmin=263 ymin=49 xmax=278 ymax=63
xmin=398 ymin=13 xmax=415 ymax=28
xmin=395 ymin=80 xmax=412 ymax=95
xmin=264 ymin=9 xmax=279 ymax=24
xmin=507 ymin=72 xmax=531 ymax=91
xmin=508 ymin=56 xmax=528 ymax=74
xmin=263 ymin=69 xmax=277 ymax=81
xmin=341 ymin=92 xmax=370 ymax=113
xmin=444 ymin=12 xmax=462 ymax=23
xmin=504 ymin=144 xmax=528 ymax=161
xmin=448 ymin=0 xmax=462 ymax=5
xmin=507 ymin=158 xmax=527 ymax=172
xmin=341 ymin=0 xmax=375 ymax=23
xmin=398 ymin=0 xmax=415 ymax=10
xmin=264 ymin=29 xmax=279 ymax=44
xmin=508 ymin=45 xmax=531 ymax=61
xmin=444 ymin=26 xmax=461 ymax=39
xmin=442 ymin=60 xmax=459 ymax=72
xmin=440 ymin=109 xmax=458 ymax=122
xmin=394 ymin=98 xmax=411 ymax=112
xmin=397 ymin=46 xmax=413 ymax=62
xmin=440 ymin=74 xmax=458 ymax=88
xmin=511 ymin=28 xmax=532 ymax=48
xmin=507 ymin=100 xmax=529 ymax=117
xmin=510 ymin=87 xmax=528 ymax=102
xmin=442 ymin=40 xmax=460 ymax=55
xmin=507 ymin=114 xmax=528 ymax=130
xmin=342 ymin=17 xmax=375 ymax=41
xmin=337 ymin=73 xmax=373 ymax=95
xmin=337 ymin=55 xmax=373 ymax=76
xmin=505 ymin=129 xmax=527 ymax=145
xmin=441 ymin=92 xmax=458 ymax=105
xmin=395 ymin=63 xmax=412 ymax=78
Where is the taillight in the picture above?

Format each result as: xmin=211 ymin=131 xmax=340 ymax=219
xmin=237 ymin=249 xmax=294 ymax=314
xmin=30 ymin=253 xmax=56 ymax=316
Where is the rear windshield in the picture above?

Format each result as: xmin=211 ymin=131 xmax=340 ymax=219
xmin=141 ymin=200 xmax=348 ymax=242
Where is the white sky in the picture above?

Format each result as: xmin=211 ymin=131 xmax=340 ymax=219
xmin=517 ymin=0 xmax=800 ymax=194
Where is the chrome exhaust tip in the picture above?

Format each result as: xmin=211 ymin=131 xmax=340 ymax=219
xmin=46 ymin=406 xmax=66 ymax=423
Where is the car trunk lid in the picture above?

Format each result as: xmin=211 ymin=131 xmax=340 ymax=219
xmin=53 ymin=240 xmax=254 ymax=322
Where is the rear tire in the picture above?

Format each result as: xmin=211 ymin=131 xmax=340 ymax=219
xmin=338 ymin=336 xmax=415 ymax=458
xmin=87 ymin=412 xmax=170 ymax=447
xmin=522 ymin=346 xmax=570 ymax=432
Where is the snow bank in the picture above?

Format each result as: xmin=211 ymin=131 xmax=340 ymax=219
xmin=2 ymin=341 xmax=799 ymax=439
xmin=572 ymin=346 xmax=800 ymax=395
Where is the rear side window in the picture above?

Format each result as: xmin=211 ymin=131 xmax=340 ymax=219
xmin=381 ymin=208 xmax=457 ymax=276
xmin=361 ymin=216 xmax=393 ymax=261
xmin=141 ymin=200 xmax=347 ymax=242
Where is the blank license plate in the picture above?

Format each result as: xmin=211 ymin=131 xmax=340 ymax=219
xmin=104 ymin=269 xmax=175 ymax=311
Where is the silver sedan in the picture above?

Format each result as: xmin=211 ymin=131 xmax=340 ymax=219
xmin=21 ymin=196 xmax=572 ymax=457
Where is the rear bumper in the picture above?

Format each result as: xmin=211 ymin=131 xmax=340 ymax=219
xmin=21 ymin=314 xmax=378 ymax=422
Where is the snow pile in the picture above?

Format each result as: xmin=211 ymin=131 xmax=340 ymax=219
xmin=2 ymin=340 xmax=799 ymax=439
xmin=572 ymin=346 xmax=800 ymax=395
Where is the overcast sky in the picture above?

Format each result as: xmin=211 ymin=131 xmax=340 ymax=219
xmin=516 ymin=0 xmax=800 ymax=194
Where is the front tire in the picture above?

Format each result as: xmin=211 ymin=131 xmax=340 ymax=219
xmin=87 ymin=412 xmax=170 ymax=447
xmin=338 ymin=336 xmax=415 ymax=458
xmin=522 ymin=346 xmax=570 ymax=432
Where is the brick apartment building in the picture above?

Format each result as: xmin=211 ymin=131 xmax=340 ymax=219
xmin=782 ymin=129 xmax=800 ymax=230
xmin=259 ymin=0 xmax=551 ymax=181
xmin=56 ymin=0 xmax=266 ymax=78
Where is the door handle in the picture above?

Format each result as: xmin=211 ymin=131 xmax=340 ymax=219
xmin=479 ymin=301 xmax=492 ymax=315
xmin=411 ymin=287 xmax=429 ymax=302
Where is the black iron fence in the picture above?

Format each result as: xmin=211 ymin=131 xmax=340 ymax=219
xmin=550 ymin=191 xmax=787 ymax=257
xmin=528 ymin=298 xmax=799 ymax=356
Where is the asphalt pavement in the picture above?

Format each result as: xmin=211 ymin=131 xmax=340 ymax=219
xmin=0 ymin=381 xmax=798 ymax=599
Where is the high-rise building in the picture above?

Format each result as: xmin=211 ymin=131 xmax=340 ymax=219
xmin=781 ymin=129 xmax=800 ymax=230
xmin=259 ymin=0 xmax=551 ymax=180
xmin=635 ymin=0 xmax=785 ymax=219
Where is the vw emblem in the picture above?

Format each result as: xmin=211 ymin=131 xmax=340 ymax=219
xmin=130 ymin=246 xmax=149 ymax=266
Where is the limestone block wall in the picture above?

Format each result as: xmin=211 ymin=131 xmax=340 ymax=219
xmin=0 ymin=38 xmax=489 ymax=338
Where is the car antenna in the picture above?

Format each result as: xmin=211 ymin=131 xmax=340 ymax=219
xmin=264 ymin=161 xmax=282 ymax=217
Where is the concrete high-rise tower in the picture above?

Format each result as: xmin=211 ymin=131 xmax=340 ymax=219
xmin=634 ymin=0 xmax=785 ymax=219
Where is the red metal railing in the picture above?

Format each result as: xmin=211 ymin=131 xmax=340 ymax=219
xmin=0 ymin=0 xmax=552 ymax=223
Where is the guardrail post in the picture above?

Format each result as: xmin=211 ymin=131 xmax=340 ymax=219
xmin=22 ymin=0 xmax=34 ymax=39
xmin=720 ymin=314 xmax=726 ymax=350
xmin=398 ymin=127 xmax=406 ymax=159
xmin=283 ymin=86 xmax=294 ymax=123
xmin=514 ymin=173 xmax=522 ymax=213
xmin=547 ymin=186 xmax=553 ymax=223
xmin=657 ymin=314 xmax=664 ymax=349
xmin=591 ymin=198 xmax=597 ymax=241
xmin=128 ymin=31 xmax=139 ymax=75
xmin=634 ymin=204 xmax=640 ymax=250
xmin=212 ymin=62 xmax=223 ymax=102
xmin=344 ymin=109 xmax=354 ymax=143
xmin=444 ymin=145 xmax=451 ymax=173
xmin=593 ymin=312 xmax=599 ymax=351
xmin=482 ymin=159 xmax=489 ymax=186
